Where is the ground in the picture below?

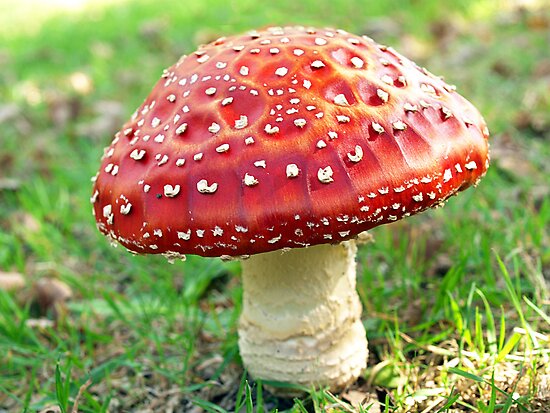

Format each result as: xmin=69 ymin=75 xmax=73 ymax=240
xmin=0 ymin=0 xmax=549 ymax=412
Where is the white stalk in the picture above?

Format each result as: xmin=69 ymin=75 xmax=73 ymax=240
xmin=238 ymin=241 xmax=368 ymax=391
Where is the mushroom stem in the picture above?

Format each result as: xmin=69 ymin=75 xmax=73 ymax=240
xmin=238 ymin=241 xmax=368 ymax=391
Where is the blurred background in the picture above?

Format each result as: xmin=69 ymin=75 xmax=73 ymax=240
xmin=0 ymin=0 xmax=549 ymax=412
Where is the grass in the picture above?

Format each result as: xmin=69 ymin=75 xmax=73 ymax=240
xmin=0 ymin=0 xmax=549 ymax=411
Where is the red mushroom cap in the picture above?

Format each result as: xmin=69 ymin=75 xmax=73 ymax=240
xmin=91 ymin=26 xmax=490 ymax=258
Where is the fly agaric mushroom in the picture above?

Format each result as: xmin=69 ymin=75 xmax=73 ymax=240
xmin=91 ymin=26 xmax=489 ymax=390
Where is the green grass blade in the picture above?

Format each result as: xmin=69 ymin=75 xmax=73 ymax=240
xmin=498 ymin=306 xmax=506 ymax=352
xmin=55 ymin=360 xmax=69 ymax=413
xmin=501 ymin=392 xmax=517 ymax=413
xmin=476 ymin=288 xmax=497 ymax=354
xmin=234 ymin=371 xmax=247 ymax=412
xmin=261 ymin=379 xmax=310 ymax=394
xmin=475 ymin=306 xmax=486 ymax=355
xmin=448 ymin=367 xmax=484 ymax=383
xmin=256 ymin=380 xmax=264 ymax=413
xmin=497 ymin=332 xmax=522 ymax=362
xmin=292 ymin=398 xmax=309 ymax=413
xmin=487 ymin=373 xmax=497 ymax=412
xmin=437 ymin=391 xmax=460 ymax=412
xmin=192 ymin=398 xmax=229 ymax=413
xmin=495 ymin=254 xmax=527 ymax=329
xmin=245 ymin=380 xmax=253 ymax=413
xmin=523 ymin=296 xmax=550 ymax=326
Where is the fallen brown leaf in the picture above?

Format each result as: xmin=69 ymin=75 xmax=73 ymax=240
xmin=0 ymin=103 xmax=20 ymax=124
xmin=46 ymin=92 xmax=82 ymax=130
xmin=0 ymin=177 xmax=21 ymax=191
xmin=341 ymin=389 xmax=365 ymax=405
xmin=34 ymin=278 xmax=73 ymax=317
xmin=10 ymin=211 xmax=41 ymax=233
xmin=0 ymin=271 xmax=25 ymax=292
xmin=490 ymin=133 xmax=539 ymax=180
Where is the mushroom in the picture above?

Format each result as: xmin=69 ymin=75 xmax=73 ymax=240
xmin=91 ymin=26 xmax=490 ymax=390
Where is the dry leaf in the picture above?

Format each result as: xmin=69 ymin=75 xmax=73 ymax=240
xmin=46 ymin=92 xmax=82 ymax=130
xmin=0 ymin=177 xmax=21 ymax=191
xmin=341 ymin=378 xmax=382 ymax=413
xmin=0 ymin=271 xmax=25 ymax=292
xmin=0 ymin=103 xmax=20 ymax=124
xmin=490 ymin=133 xmax=539 ymax=180
xmin=34 ymin=278 xmax=73 ymax=317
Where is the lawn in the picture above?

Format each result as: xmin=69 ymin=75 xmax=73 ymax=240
xmin=0 ymin=0 xmax=549 ymax=412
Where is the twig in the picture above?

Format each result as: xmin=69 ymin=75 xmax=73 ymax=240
xmin=71 ymin=379 xmax=92 ymax=413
